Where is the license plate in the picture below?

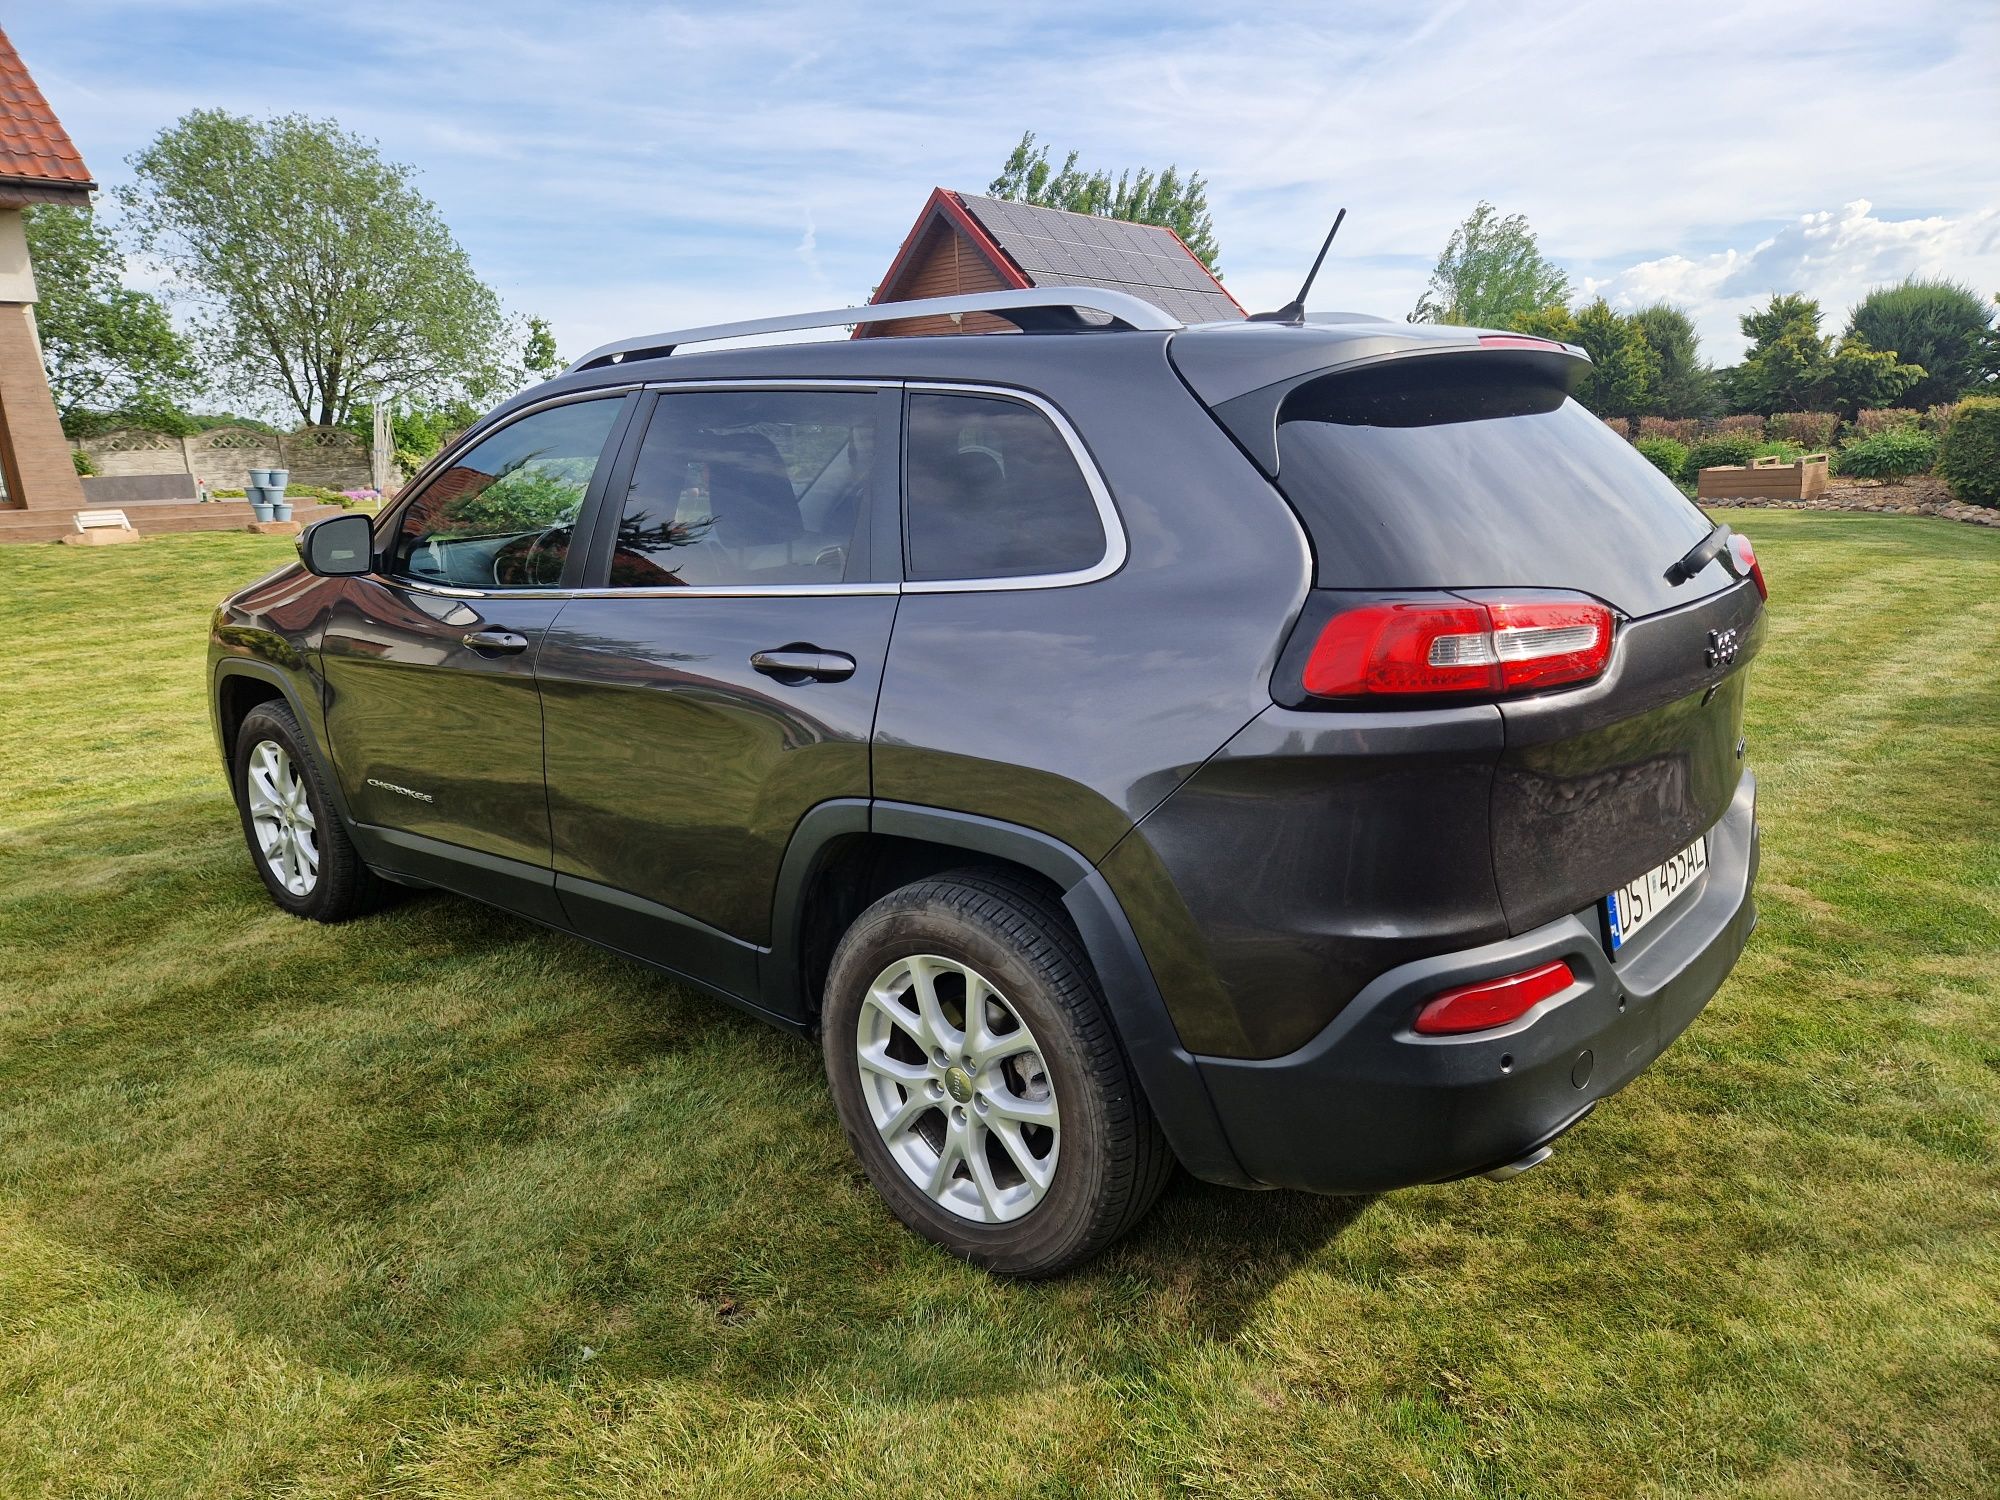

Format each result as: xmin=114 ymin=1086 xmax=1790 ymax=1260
xmin=1605 ymin=837 xmax=1708 ymax=952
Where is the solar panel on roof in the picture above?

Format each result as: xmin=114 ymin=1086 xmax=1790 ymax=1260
xmin=955 ymin=193 xmax=1241 ymax=323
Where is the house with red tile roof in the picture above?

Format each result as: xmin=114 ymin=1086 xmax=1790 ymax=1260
xmin=0 ymin=25 xmax=94 ymax=513
xmin=861 ymin=187 xmax=1242 ymax=338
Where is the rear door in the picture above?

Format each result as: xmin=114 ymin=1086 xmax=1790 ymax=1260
xmin=1270 ymin=352 xmax=1764 ymax=932
xmin=536 ymin=384 xmax=901 ymax=1005
xmin=322 ymin=392 xmax=636 ymax=920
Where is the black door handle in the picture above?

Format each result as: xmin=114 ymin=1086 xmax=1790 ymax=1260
xmin=751 ymin=646 xmax=857 ymax=683
xmin=462 ymin=629 xmax=530 ymax=655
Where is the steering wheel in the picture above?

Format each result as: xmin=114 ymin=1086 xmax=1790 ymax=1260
xmin=492 ymin=526 xmax=568 ymax=588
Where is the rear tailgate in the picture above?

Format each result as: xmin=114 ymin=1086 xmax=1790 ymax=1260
xmin=1490 ymin=580 xmax=1763 ymax=932
xmin=1250 ymin=345 xmax=1764 ymax=936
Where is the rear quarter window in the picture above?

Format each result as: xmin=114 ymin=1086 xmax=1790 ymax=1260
xmin=1275 ymin=357 xmax=1721 ymax=618
xmin=903 ymin=391 xmax=1106 ymax=582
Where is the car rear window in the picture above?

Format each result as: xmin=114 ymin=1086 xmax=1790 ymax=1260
xmin=1274 ymin=356 xmax=1722 ymax=618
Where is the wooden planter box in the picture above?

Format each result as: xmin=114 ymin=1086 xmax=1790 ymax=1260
xmin=1697 ymin=453 xmax=1829 ymax=501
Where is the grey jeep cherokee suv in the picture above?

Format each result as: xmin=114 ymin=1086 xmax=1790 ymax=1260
xmin=210 ymin=288 xmax=1763 ymax=1274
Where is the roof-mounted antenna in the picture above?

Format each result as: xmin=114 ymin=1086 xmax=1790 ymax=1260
xmin=1247 ymin=208 xmax=1347 ymax=324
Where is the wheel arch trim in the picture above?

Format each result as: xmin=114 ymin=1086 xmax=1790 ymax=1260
xmin=768 ymin=798 xmax=1254 ymax=1187
xmin=211 ymin=658 xmax=360 ymax=830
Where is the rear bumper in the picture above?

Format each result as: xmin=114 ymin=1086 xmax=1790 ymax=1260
xmin=1194 ymin=771 xmax=1759 ymax=1193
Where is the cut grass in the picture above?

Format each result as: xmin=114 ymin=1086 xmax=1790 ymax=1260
xmin=0 ymin=512 xmax=1995 ymax=1497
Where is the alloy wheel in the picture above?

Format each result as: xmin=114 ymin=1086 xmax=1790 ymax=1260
xmin=245 ymin=739 xmax=320 ymax=897
xmin=855 ymin=953 xmax=1060 ymax=1223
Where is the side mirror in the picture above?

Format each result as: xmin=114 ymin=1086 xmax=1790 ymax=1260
xmin=299 ymin=511 xmax=375 ymax=577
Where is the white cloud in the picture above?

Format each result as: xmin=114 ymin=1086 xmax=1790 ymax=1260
xmin=1586 ymin=202 xmax=2000 ymax=359
xmin=13 ymin=0 xmax=1999 ymax=373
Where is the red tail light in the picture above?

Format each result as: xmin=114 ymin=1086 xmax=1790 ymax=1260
xmin=1727 ymin=532 xmax=1767 ymax=600
xmin=1413 ymin=960 xmax=1576 ymax=1035
xmin=1302 ymin=592 xmax=1614 ymax=699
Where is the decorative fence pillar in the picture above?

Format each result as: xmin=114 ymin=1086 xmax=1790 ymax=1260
xmin=371 ymin=405 xmax=394 ymax=495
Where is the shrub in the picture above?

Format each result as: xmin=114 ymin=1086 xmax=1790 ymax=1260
xmin=1713 ymin=414 xmax=1763 ymax=437
xmin=71 ymin=448 xmax=95 ymax=477
xmin=1768 ymin=411 xmax=1840 ymax=448
xmin=1936 ymin=396 xmax=2000 ymax=507
xmin=1922 ymin=403 xmax=1959 ymax=435
xmin=1637 ymin=415 xmax=1701 ymax=444
xmin=1753 ymin=439 xmax=1808 ymax=463
xmin=1834 ymin=428 xmax=1937 ymax=480
xmin=1852 ymin=407 xmax=1921 ymax=437
xmin=1682 ymin=433 xmax=1761 ymax=482
xmin=1635 ymin=436 xmax=1689 ymax=481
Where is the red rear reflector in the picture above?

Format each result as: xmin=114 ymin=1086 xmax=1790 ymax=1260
xmin=1413 ymin=960 xmax=1576 ymax=1035
xmin=1727 ymin=532 xmax=1767 ymax=600
xmin=1302 ymin=594 xmax=1613 ymax=699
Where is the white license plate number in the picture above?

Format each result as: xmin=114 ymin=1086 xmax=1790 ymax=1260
xmin=1605 ymin=837 xmax=1708 ymax=952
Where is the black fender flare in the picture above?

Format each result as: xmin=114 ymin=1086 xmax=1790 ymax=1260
xmin=210 ymin=657 xmax=360 ymax=831
xmin=765 ymin=798 xmax=1255 ymax=1188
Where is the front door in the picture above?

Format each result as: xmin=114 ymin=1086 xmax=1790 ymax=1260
xmin=537 ymin=385 xmax=900 ymax=1005
xmin=322 ymin=393 xmax=635 ymax=920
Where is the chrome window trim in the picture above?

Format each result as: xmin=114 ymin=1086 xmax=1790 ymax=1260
xmin=370 ymin=380 xmax=1128 ymax=601
xmin=899 ymin=381 xmax=1127 ymax=594
xmin=640 ymin=377 xmax=894 ymax=392
xmin=388 ymin=578 xmax=900 ymax=601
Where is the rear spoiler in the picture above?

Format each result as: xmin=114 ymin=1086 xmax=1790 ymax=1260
xmin=1168 ymin=322 xmax=1589 ymax=477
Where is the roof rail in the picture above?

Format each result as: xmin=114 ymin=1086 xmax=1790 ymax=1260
xmin=564 ymin=287 xmax=1182 ymax=373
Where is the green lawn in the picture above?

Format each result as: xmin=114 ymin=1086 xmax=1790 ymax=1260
xmin=1 ymin=513 xmax=1995 ymax=1498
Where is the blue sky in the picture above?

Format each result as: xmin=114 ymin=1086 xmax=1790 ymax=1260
xmin=16 ymin=0 xmax=1999 ymax=373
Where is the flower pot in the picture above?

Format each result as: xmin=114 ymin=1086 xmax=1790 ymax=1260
xmin=266 ymin=468 xmax=290 ymax=491
xmin=248 ymin=468 xmax=275 ymax=488
xmin=271 ymin=501 xmax=294 ymax=522
xmin=251 ymin=500 xmax=277 ymax=522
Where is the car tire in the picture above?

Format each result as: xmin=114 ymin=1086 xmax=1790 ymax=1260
xmin=822 ymin=868 xmax=1172 ymax=1275
xmin=232 ymin=700 xmax=389 ymax=922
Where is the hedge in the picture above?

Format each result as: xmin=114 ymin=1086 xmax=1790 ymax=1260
xmin=1634 ymin=436 xmax=1689 ymax=482
xmin=1682 ymin=434 xmax=1761 ymax=483
xmin=1853 ymin=408 xmax=1922 ymax=437
xmin=1768 ymin=411 xmax=1840 ymax=448
xmin=1636 ymin=416 xmax=1701 ymax=444
xmin=1835 ymin=429 xmax=1937 ymax=480
xmin=1936 ymin=397 xmax=2000 ymax=507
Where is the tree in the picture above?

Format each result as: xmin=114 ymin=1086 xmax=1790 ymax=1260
xmin=989 ymin=132 xmax=1220 ymax=271
xmin=24 ymin=204 xmax=199 ymax=431
xmin=1732 ymin=293 xmax=1925 ymax=417
xmin=522 ymin=315 xmax=562 ymax=381
xmin=120 ymin=111 xmax=511 ymax=428
xmin=1508 ymin=299 xmax=1656 ymax=418
xmin=1630 ymin=302 xmax=1716 ymax=418
xmin=1569 ymin=300 xmax=1658 ymax=419
xmin=1844 ymin=277 xmax=1997 ymax=408
xmin=1411 ymin=202 xmax=1569 ymax=327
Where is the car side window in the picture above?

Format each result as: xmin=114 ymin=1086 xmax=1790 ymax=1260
xmin=903 ymin=392 xmax=1106 ymax=582
xmin=388 ymin=399 xmax=624 ymax=589
xmin=604 ymin=390 xmax=877 ymax=588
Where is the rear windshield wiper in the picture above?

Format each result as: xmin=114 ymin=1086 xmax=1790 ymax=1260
xmin=1665 ymin=524 xmax=1731 ymax=587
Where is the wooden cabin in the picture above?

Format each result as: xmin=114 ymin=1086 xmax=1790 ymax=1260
xmin=861 ymin=187 xmax=1242 ymax=337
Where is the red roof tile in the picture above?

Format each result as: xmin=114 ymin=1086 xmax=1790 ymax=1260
xmin=0 ymin=26 xmax=92 ymax=191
